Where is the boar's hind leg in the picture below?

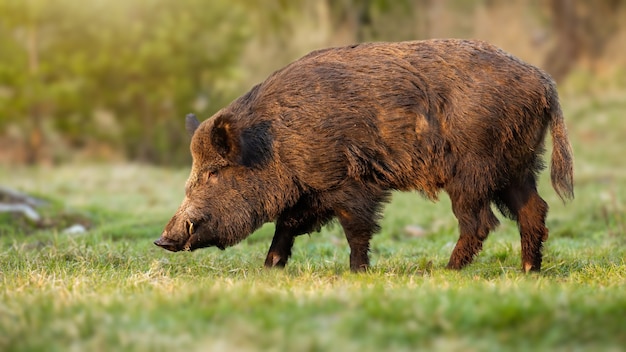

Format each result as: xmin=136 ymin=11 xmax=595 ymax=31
xmin=497 ymin=178 xmax=549 ymax=273
xmin=264 ymin=203 xmax=334 ymax=268
xmin=446 ymin=194 xmax=500 ymax=270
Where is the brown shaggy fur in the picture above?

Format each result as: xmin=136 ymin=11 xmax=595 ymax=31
xmin=154 ymin=39 xmax=574 ymax=273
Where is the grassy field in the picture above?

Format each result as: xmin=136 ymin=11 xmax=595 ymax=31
xmin=1 ymin=93 xmax=625 ymax=351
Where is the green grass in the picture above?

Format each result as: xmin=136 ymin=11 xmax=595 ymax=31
xmin=1 ymin=93 xmax=626 ymax=351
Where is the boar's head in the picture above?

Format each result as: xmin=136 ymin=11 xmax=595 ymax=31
xmin=154 ymin=113 xmax=291 ymax=252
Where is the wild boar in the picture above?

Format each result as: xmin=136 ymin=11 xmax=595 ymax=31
xmin=154 ymin=39 xmax=574 ymax=273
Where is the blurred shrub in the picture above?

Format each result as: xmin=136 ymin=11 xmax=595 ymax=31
xmin=0 ymin=0 xmax=250 ymax=165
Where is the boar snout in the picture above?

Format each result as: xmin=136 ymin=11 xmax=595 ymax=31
xmin=153 ymin=218 xmax=191 ymax=252
xmin=155 ymin=210 xmax=199 ymax=252
xmin=153 ymin=237 xmax=181 ymax=252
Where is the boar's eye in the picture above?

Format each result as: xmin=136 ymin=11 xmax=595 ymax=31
xmin=203 ymin=169 xmax=218 ymax=183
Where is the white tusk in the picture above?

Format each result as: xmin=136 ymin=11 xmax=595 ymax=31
xmin=187 ymin=219 xmax=194 ymax=235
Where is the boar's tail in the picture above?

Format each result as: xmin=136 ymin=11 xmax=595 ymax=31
xmin=548 ymin=98 xmax=574 ymax=202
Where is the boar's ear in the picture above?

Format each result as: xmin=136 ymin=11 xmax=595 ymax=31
xmin=211 ymin=113 xmax=238 ymax=162
xmin=186 ymin=113 xmax=200 ymax=137
xmin=211 ymin=114 xmax=273 ymax=168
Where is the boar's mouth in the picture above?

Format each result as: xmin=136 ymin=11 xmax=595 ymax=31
xmin=154 ymin=219 xmax=226 ymax=252
xmin=153 ymin=219 xmax=197 ymax=252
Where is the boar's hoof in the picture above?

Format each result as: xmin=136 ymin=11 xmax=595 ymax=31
xmin=350 ymin=264 xmax=369 ymax=273
xmin=523 ymin=262 xmax=541 ymax=273
xmin=264 ymin=252 xmax=286 ymax=268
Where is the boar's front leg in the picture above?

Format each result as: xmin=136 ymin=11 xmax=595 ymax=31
xmin=264 ymin=223 xmax=295 ymax=268
xmin=334 ymin=188 xmax=389 ymax=272
xmin=336 ymin=210 xmax=375 ymax=272
xmin=265 ymin=197 xmax=334 ymax=268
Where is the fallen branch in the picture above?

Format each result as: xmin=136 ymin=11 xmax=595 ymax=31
xmin=0 ymin=186 xmax=47 ymax=207
xmin=0 ymin=203 xmax=41 ymax=222
xmin=0 ymin=186 xmax=47 ymax=224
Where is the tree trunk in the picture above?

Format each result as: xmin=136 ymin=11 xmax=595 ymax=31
xmin=25 ymin=23 xmax=44 ymax=165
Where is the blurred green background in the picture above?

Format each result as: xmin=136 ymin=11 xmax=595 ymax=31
xmin=1 ymin=0 xmax=625 ymax=167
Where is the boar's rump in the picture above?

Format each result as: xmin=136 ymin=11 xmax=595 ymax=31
xmin=154 ymin=39 xmax=574 ymax=273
